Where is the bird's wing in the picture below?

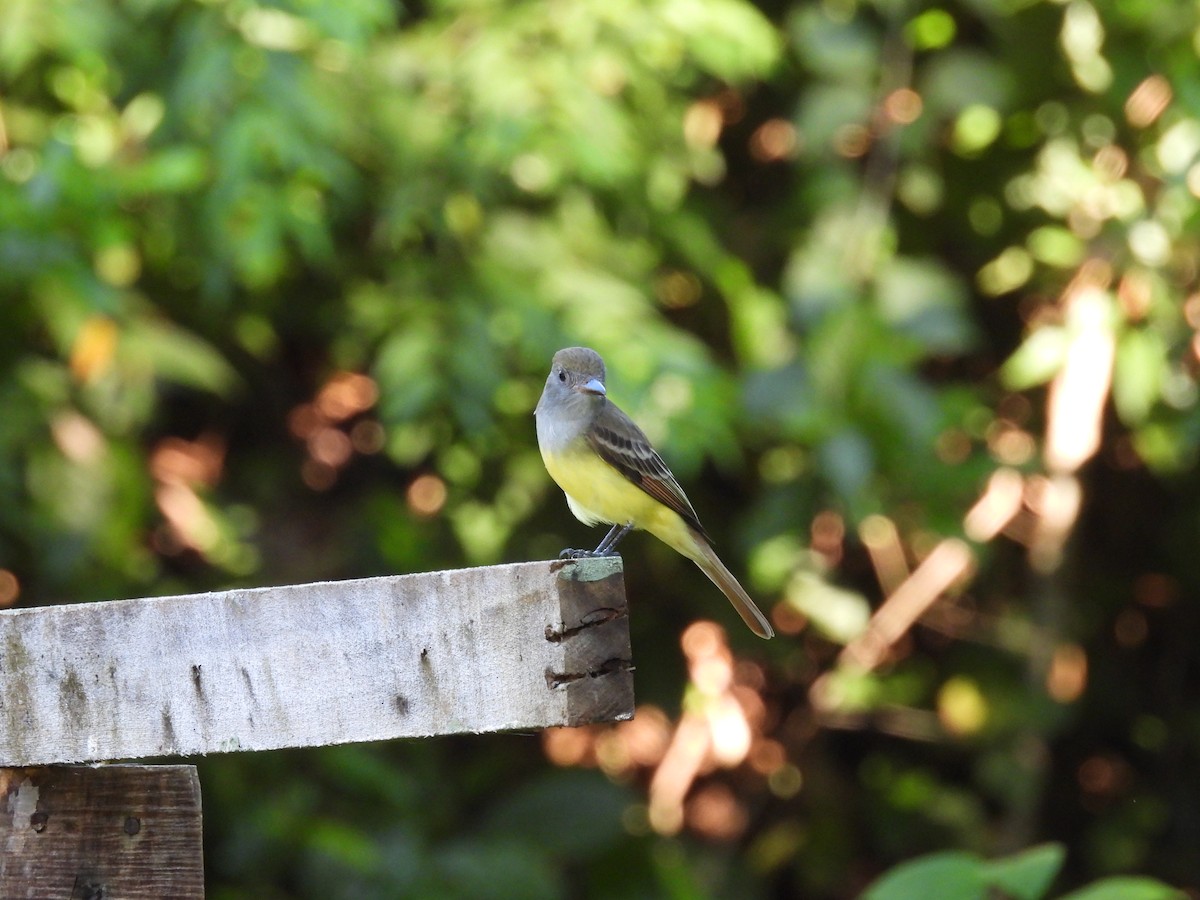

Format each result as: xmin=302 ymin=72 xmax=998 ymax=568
xmin=586 ymin=403 xmax=709 ymax=539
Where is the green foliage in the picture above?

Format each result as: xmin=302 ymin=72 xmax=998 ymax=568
xmin=3 ymin=0 xmax=1200 ymax=896
xmin=862 ymin=844 xmax=1181 ymax=900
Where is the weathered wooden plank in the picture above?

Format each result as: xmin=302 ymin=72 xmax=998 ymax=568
xmin=0 ymin=764 xmax=203 ymax=899
xmin=0 ymin=559 xmax=632 ymax=766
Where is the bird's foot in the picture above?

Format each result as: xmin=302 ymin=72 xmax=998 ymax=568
xmin=558 ymin=524 xmax=633 ymax=560
xmin=557 ymin=548 xmax=618 ymax=560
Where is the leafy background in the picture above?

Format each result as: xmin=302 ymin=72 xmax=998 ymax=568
xmin=2 ymin=0 xmax=1198 ymax=896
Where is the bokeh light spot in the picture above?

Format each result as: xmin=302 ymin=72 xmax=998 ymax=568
xmin=0 ymin=570 xmax=19 ymax=607
xmin=407 ymin=473 xmax=447 ymax=517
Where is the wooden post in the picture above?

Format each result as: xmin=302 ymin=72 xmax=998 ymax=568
xmin=0 ymin=558 xmax=632 ymax=765
xmin=0 ymin=558 xmax=632 ymax=896
xmin=0 ymin=765 xmax=203 ymax=899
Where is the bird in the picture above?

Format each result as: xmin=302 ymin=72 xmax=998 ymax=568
xmin=534 ymin=346 xmax=774 ymax=639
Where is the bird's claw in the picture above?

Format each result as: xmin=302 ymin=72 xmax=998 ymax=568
xmin=559 ymin=524 xmax=633 ymax=560
xmin=558 ymin=548 xmax=604 ymax=559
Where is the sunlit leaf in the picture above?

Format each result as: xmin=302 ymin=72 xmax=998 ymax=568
xmin=1112 ymin=328 xmax=1165 ymax=425
xmin=115 ymin=146 xmax=210 ymax=196
xmin=667 ymin=0 xmax=781 ymax=80
xmin=1027 ymin=225 xmax=1085 ymax=268
xmin=1001 ymin=326 xmax=1069 ymax=390
xmin=122 ymin=318 xmax=239 ymax=395
xmin=786 ymin=570 xmax=870 ymax=643
xmin=906 ymin=9 xmax=956 ymax=51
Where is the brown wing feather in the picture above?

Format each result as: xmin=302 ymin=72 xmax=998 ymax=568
xmin=587 ymin=403 xmax=710 ymax=540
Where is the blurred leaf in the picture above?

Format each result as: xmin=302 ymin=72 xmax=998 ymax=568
xmin=1027 ymin=226 xmax=1085 ymax=269
xmin=906 ymin=9 xmax=956 ymax=52
xmin=862 ymin=363 xmax=940 ymax=447
xmin=478 ymin=769 xmax=633 ymax=862
xmin=667 ymin=0 xmax=781 ymax=80
xmin=919 ymin=48 xmax=1015 ymax=115
xmin=1059 ymin=877 xmax=1186 ymax=900
xmin=430 ymin=838 xmax=561 ymax=900
xmin=862 ymin=844 xmax=1070 ymax=900
xmin=981 ymin=843 xmax=1065 ymax=900
xmin=860 ymin=851 xmax=987 ymax=900
xmin=122 ymin=318 xmax=239 ymax=395
xmin=1113 ymin=328 xmax=1165 ymax=425
xmin=796 ymin=83 xmax=874 ymax=154
xmin=375 ymin=322 xmax=441 ymax=425
xmin=1001 ymin=326 xmax=1068 ymax=390
xmin=743 ymin=363 xmax=818 ymax=436
xmin=786 ymin=570 xmax=870 ymax=644
xmin=818 ymin=427 xmax=875 ymax=503
xmin=305 ymin=819 xmax=381 ymax=872
xmin=116 ymin=146 xmax=210 ymax=196
xmin=875 ymin=258 xmax=974 ymax=355
xmin=791 ymin=6 xmax=879 ymax=81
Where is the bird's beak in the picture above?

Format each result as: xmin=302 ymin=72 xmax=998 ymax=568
xmin=575 ymin=378 xmax=606 ymax=397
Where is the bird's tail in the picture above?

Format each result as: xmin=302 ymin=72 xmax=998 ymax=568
xmin=689 ymin=534 xmax=774 ymax=640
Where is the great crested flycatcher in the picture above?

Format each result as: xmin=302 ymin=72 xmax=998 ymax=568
xmin=535 ymin=346 xmax=774 ymax=639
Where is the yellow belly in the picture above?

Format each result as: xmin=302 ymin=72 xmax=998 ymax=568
xmin=541 ymin=445 xmax=696 ymax=557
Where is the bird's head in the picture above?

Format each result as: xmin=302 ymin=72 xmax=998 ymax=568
xmin=536 ymin=346 xmax=608 ymax=417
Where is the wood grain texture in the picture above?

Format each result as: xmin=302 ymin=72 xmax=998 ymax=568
xmin=0 ymin=559 xmax=633 ymax=766
xmin=0 ymin=764 xmax=203 ymax=899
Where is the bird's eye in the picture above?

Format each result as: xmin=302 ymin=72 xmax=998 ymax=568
xmin=557 ymin=370 xmax=566 ymax=382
